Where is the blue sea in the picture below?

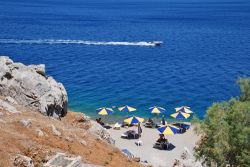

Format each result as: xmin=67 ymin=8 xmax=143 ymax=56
xmin=0 ymin=0 xmax=250 ymax=120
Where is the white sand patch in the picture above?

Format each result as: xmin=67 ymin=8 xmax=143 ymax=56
xmin=109 ymin=125 xmax=199 ymax=167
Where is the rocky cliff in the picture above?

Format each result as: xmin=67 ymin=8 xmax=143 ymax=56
xmin=0 ymin=56 xmax=140 ymax=167
xmin=0 ymin=97 xmax=140 ymax=167
xmin=0 ymin=56 xmax=68 ymax=117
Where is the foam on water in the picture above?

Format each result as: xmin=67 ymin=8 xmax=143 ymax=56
xmin=0 ymin=39 xmax=158 ymax=46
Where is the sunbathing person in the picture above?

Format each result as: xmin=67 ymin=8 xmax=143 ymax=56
xmin=148 ymin=118 xmax=153 ymax=124
xmin=144 ymin=118 xmax=154 ymax=127
xmin=154 ymin=134 xmax=170 ymax=150
xmin=156 ymin=134 xmax=167 ymax=143
xmin=145 ymin=118 xmax=162 ymax=128
xmin=96 ymin=118 xmax=104 ymax=125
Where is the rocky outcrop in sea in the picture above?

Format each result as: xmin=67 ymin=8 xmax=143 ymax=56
xmin=0 ymin=56 xmax=68 ymax=118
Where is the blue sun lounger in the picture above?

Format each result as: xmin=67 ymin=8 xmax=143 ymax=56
xmin=121 ymin=149 xmax=134 ymax=159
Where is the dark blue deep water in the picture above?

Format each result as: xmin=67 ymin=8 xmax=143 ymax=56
xmin=1 ymin=0 xmax=250 ymax=119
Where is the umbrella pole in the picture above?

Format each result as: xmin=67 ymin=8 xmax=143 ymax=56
xmin=153 ymin=114 xmax=156 ymax=124
xmin=154 ymin=114 xmax=159 ymax=125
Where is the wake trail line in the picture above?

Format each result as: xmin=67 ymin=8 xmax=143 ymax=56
xmin=0 ymin=39 xmax=161 ymax=46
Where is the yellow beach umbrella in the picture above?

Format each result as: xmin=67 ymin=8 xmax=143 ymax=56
xmin=124 ymin=116 xmax=144 ymax=124
xmin=157 ymin=124 xmax=180 ymax=135
xmin=148 ymin=106 xmax=166 ymax=114
xmin=171 ymin=111 xmax=190 ymax=119
xmin=175 ymin=106 xmax=193 ymax=114
xmin=118 ymin=105 xmax=136 ymax=112
xmin=96 ymin=107 xmax=114 ymax=116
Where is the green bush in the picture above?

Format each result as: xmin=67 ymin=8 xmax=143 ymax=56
xmin=194 ymin=78 xmax=250 ymax=167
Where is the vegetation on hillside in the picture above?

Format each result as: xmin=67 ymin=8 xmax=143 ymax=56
xmin=194 ymin=78 xmax=250 ymax=167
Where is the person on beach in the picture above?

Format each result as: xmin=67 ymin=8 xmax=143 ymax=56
xmin=148 ymin=118 xmax=153 ymax=124
xmin=146 ymin=118 xmax=154 ymax=125
xmin=161 ymin=116 xmax=166 ymax=125
xmin=157 ymin=134 xmax=167 ymax=143
xmin=96 ymin=118 xmax=104 ymax=125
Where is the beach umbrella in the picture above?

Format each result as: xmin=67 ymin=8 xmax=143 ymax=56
xmin=118 ymin=105 xmax=136 ymax=112
xmin=175 ymin=106 xmax=193 ymax=114
xmin=171 ymin=111 xmax=190 ymax=119
xmin=148 ymin=106 xmax=166 ymax=123
xmin=124 ymin=116 xmax=144 ymax=124
xmin=96 ymin=107 xmax=114 ymax=116
xmin=148 ymin=106 xmax=166 ymax=114
xmin=157 ymin=124 xmax=180 ymax=135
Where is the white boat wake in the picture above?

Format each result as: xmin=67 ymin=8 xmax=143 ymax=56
xmin=0 ymin=39 xmax=162 ymax=46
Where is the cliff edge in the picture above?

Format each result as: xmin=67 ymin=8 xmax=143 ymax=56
xmin=0 ymin=56 xmax=68 ymax=118
xmin=0 ymin=57 xmax=140 ymax=167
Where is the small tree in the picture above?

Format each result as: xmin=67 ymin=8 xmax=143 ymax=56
xmin=238 ymin=78 xmax=250 ymax=102
xmin=194 ymin=78 xmax=250 ymax=167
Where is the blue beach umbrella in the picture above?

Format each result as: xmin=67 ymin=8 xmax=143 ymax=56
xmin=96 ymin=107 xmax=114 ymax=116
xmin=175 ymin=106 xmax=193 ymax=114
xmin=118 ymin=105 xmax=136 ymax=112
xmin=148 ymin=106 xmax=166 ymax=114
xmin=157 ymin=124 xmax=180 ymax=135
xmin=171 ymin=111 xmax=190 ymax=119
xmin=124 ymin=116 xmax=144 ymax=124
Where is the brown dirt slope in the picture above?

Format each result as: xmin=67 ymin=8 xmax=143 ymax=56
xmin=0 ymin=102 xmax=141 ymax=167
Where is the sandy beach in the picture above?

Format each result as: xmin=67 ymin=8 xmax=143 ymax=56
xmin=109 ymin=125 xmax=199 ymax=167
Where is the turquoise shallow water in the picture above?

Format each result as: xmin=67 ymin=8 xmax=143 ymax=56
xmin=0 ymin=0 xmax=250 ymax=120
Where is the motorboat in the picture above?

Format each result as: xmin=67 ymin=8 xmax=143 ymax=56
xmin=149 ymin=41 xmax=163 ymax=46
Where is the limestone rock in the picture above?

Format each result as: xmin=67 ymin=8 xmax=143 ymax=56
xmin=89 ymin=121 xmax=115 ymax=145
xmin=5 ymin=96 xmax=18 ymax=104
xmin=173 ymin=148 xmax=202 ymax=167
xmin=44 ymin=152 xmax=104 ymax=167
xmin=0 ymin=99 xmax=18 ymax=113
xmin=28 ymin=64 xmax=45 ymax=76
xmin=51 ymin=125 xmax=61 ymax=136
xmin=79 ymin=140 xmax=87 ymax=146
xmin=173 ymin=159 xmax=183 ymax=167
xmin=65 ymin=136 xmax=74 ymax=142
xmin=14 ymin=154 xmax=34 ymax=167
xmin=72 ymin=114 xmax=91 ymax=129
xmin=0 ymin=56 xmax=68 ymax=118
xmin=173 ymin=159 xmax=202 ymax=167
xmin=36 ymin=129 xmax=44 ymax=137
xmin=20 ymin=119 xmax=32 ymax=127
xmin=44 ymin=153 xmax=82 ymax=167
xmin=83 ymin=164 xmax=104 ymax=167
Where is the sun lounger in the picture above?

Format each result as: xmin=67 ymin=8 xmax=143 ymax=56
xmin=121 ymin=122 xmax=133 ymax=128
xmin=144 ymin=121 xmax=160 ymax=128
xmin=144 ymin=122 xmax=154 ymax=128
xmin=121 ymin=149 xmax=140 ymax=162
xmin=153 ymin=141 xmax=171 ymax=150
xmin=102 ymin=124 xmax=112 ymax=129
xmin=121 ymin=130 xmax=139 ymax=139
xmin=172 ymin=122 xmax=190 ymax=133
xmin=121 ymin=149 xmax=134 ymax=159
xmin=113 ymin=122 xmax=121 ymax=130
